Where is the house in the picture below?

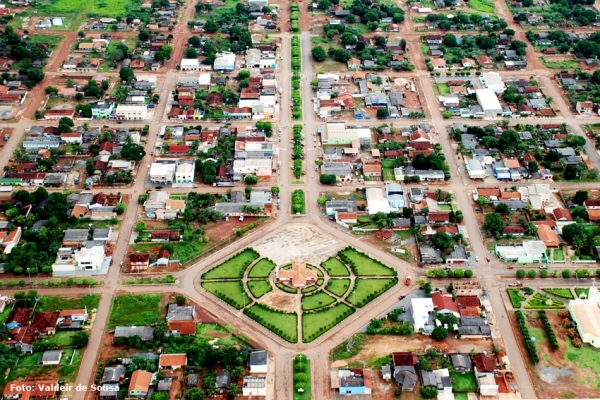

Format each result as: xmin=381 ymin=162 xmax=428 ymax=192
xmin=167 ymin=320 xmax=196 ymax=336
xmin=337 ymin=369 xmax=372 ymax=395
xmin=427 ymin=211 xmax=450 ymax=224
xmin=41 ymin=350 xmax=62 ymax=365
xmin=479 ymin=72 xmax=506 ymax=93
xmin=114 ymin=105 xmax=147 ymax=120
xmin=584 ymin=199 xmax=600 ymax=209
xmin=553 ymin=208 xmax=573 ymax=221
xmin=159 ymin=353 xmax=187 ymax=370
xmin=149 ymin=163 xmax=176 ymax=184
xmin=393 ymin=366 xmax=417 ymax=391
xmin=129 ymin=370 xmax=153 ymax=398
xmin=113 ymin=326 xmax=155 ymax=341
xmin=363 ymin=163 xmax=382 ymax=177
xmin=431 ymin=292 xmax=459 ymax=316
xmin=410 ymin=297 xmax=434 ymax=333
xmin=420 ymin=245 xmax=443 ymax=264
xmin=166 ymin=304 xmax=197 ymax=321
xmin=392 ymin=218 xmax=411 ymax=230
xmin=347 ymin=58 xmax=361 ymax=70
xmin=537 ymin=224 xmax=560 ymax=248
xmin=216 ymin=371 xmax=231 ymax=393
xmin=503 ymin=225 xmax=525 ymax=236
xmin=366 ymin=187 xmax=391 ymax=215
xmin=450 ymin=354 xmax=472 ymax=372
xmin=477 ymin=55 xmax=494 ymax=68
xmin=129 ymin=253 xmax=150 ymax=271
xmin=421 ymin=369 xmax=452 ymax=393
xmin=473 ymin=354 xmax=498 ymax=395
xmin=446 ymin=245 xmax=469 ymax=264
xmin=459 ymin=317 xmax=492 ymax=337
xmin=242 ymin=376 xmax=266 ymax=396
xmin=249 ymin=350 xmax=268 ymax=373
xmin=58 ymin=308 xmax=88 ymax=324
xmin=336 ymin=212 xmax=357 ymax=224
xmin=102 ymin=365 xmax=126 ymax=384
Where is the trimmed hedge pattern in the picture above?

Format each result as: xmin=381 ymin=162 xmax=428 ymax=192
xmin=538 ymin=310 xmax=559 ymax=350
xmin=338 ymin=246 xmax=397 ymax=276
xmin=515 ymin=310 xmax=539 ymax=363
xmin=202 ymin=248 xmax=259 ymax=279
xmin=290 ymin=3 xmax=300 ymax=33
xmin=542 ymin=288 xmax=574 ymax=300
xmin=303 ymin=303 xmax=355 ymax=342
xmin=347 ymin=278 xmax=399 ymax=308
xmin=245 ymin=303 xmax=298 ymax=343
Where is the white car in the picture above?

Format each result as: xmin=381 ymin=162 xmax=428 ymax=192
xmin=475 ymin=256 xmax=479 ymax=262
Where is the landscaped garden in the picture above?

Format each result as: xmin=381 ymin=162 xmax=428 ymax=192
xmin=202 ymin=281 xmax=249 ymax=309
xmin=291 ymin=189 xmax=306 ymax=214
xmin=202 ymin=248 xmax=260 ymax=279
xmin=248 ymin=258 xmax=276 ymax=278
xmin=339 ymin=247 xmax=397 ymax=276
xmin=293 ymin=354 xmax=311 ymax=400
xmin=303 ymin=303 xmax=354 ymax=343
xmin=507 ymin=287 xmax=565 ymax=309
xmin=248 ymin=280 xmax=273 ymax=299
xmin=302 ymin=291 xmax=336 ymax=311
xmin=244 ymin=304 xmax=298 ymax=343
xmin=322 ymin=257 xmax=350 ymax=276
xmin=347 ymin=278 xmax=398 ymax=307
xmin=326 ymin=279 xmax=351 ymax=297
xmin=542 ymin=288 xmax=574 ymax=299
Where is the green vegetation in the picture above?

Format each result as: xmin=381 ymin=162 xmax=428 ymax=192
xmin=538 ymin=310 xmax=559 ymax=350
xmin=326 ymin=279 xmax=351 ymax=297
xmin=331 ymin=333 xmax=366 ymax=360
xmin=322 ymin=257 xmax=350 ymax=276
xmin=29 ymin=34 xmax=64 ymax=47
xmin=302 ymin=291 xmax=336 ymax=311
xmin=248 ymin=258 xmax=276 ymax=278
xmin=542 ymin=59 xmax=581 ymax=69
xmin=291 ymin=190 xmax=306 ymax=214
xmin=468 ymin=0 xmax=495 ymax=13
xmin=515 ymin=310 xmax=539 ymax=363
xmin=575 ymin=288 xmax=589 ymax=298
xmin=248 ymin=281 xmax=273 ymax=299
xmin=338 ymin=247 xmax=397 ymax=276
xmin=245 ymin=304 xmax=298 ymax=343
xmin=347 ymin=278 xmax=398 ymax=307
xmin=277 ymin=282 xmax=298 ymax=293
xmin=437 ymin=83 xmax=450 ymax=95
xmin=542 ymin=288 xmax=574 ymax=299
xmin=450 ymin=371 xmax=478 ymax=392
xmin=293 ymin=354 xmax=311 ymax=400
xmin=201 ymin=281 xmax=249 ymax=309
xmin=108 ymin=294 xmax=161 ymax=328
xmin=37 ymin=294 xmax=100 ymax=312
xmin=202 ymin=248 xmax=259 ymax=279
xmin=564 ymin=336 xmax=600 ymax=374
xmin=507 ymin=288 xmax=527 ymax=308
xmin=196 ymin=323 xmax=229 ymax=335
xmin=525 ymin=292 xmax=565 ymax=309
xmin=553 ymin=249 xmax=565 ymax=261
xmin=303 ymin=303 xmax=354 ymax=342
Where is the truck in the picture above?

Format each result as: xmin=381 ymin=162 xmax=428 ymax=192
xmin=508 ymin=281 xmax=523 ymax=287
xmin=213 ymin=182 xmax=235 ymax=187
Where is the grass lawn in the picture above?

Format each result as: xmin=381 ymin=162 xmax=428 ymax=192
xmin=507 ymin=288 xmax=527 ymax=308
xmin=202 ymin=248 xmax=259 ymax=279
xmin=303 ymin=303 xmax=354 ymax=342
xmin=421 ymin=43 xmax=430 ymax=54
xmin=108 ymin=294 xmax=161 ymax=328
xmin=92 ymin=0 xmax=133 ymax=17
xmin=468 ymin=0 xmax=495 ymax=12
xmin=202 ymin=281 xmax=249 ymax=309
xmin=382 ymin=168 xmax=395 ymax=181
xmin=197 ymin=323 xmax=229 ymax=335
xmin=455 ymin=394 xmax=469 ymax=400
xmin=293 ymin=355 xmax=311 ymax=400
xmin=277 ymin=282 xmax=298 ymax=293
xmin=37 ymin=294 xmax=100 ymax=313
xmin=322 ymin=257 xmax=349 ymax=276
xmin=439 ymin=204 xmax=452 ymax=211
xmin=29 ymin=34 xmax=64 ymax=47
xmin=450 ymin=371 xmax=478 ymax=392
xmin=347 ymin=278 xmax=397 ymax=307
xmin=339 ymin=248 xmax=396 ymax=276
xmin=0 ymin=305 xmax=12 ymax=323
xmin=301 ymin=285 xmax=317 ymax=294
xmin=131 ymin=241 xmax=206 ymax=264
xmin=542 ymin=288 xmax=573 ymax=299
xmin=564 ymin=336 xmax=600 ymax=374
xmin=575 ymin=288 xmax=589 ymax=298
xmin=248 ymin=258 xmax=276 ymax=278
xmin=357 ymin=215 xmax=372 ymax=223
xmin=381 ymin=159 xmax=396 ymax=168
xmin=438 ymin=83 xmax=451 ymax=95
xmin=528 ymin=325 xmax=548 ymax=344
xmin=245 ymin=304 xmax=298 ymax=343
xmin=553 ymin=249 xmax=565 ymax=261
xmin=542 ymin=59 xmax=581 ymax=69
xmin=326 ymin=279 xmax=351 ymax=297
xmin=302 ymin=291 xmax=336 ymax=311
xmin=42 ymin=330 xmax=77 ymax=347
xmin=248 ymin=281 xmax=273 ymax=299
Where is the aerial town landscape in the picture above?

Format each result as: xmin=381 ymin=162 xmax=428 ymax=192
xmin=1 ymin=0 xmax=600 ymax=398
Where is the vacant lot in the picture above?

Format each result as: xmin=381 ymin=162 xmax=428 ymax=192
xmin=108 ymin=294 xmax=161 ymax=328
xmin=37 ymin=294 xmax=100 ymax=312
xmin=202 ymin=248 xmax=259 ymax=279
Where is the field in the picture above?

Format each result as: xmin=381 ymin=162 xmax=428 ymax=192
xmin=321 ymin=257 xmax=349 ymax=276
xmin=248 ymin=280 xmax=273 ymax=299
xmin=37 ymin=294 xmax=100 ymax=312
xmin=437 ymin=83 xmax=451 ymax=95
xmin=326 ymin=279 xmax=351 ymax=297
xmin=92 ymin=0 xmax=132 ymax=17
xmin=202 ymin=249 xmax=260 ymax=279
xmin=542 ymin=59 xmax=581 ymax=69
xmin=347 ymin=278 xmax=397 ymax=307
xmin=248 ymin=258 xmax=276 ymax=278
xmin=339 ymin=248 xmax=396 ymax=276
xmin=301 ymin=291 xmax=336 ymax=311
xmin=131 ymin=241 xmax=206 ymax=265
xmin=450 ymin=371 xmax=478 ymax=392
xmin=468 ymin=0 xmax=495 ymax=12
xmin=244 ymin=304 xmax=298 ymax=343
xmin=29 ymin=34 xmax=64 ymax=47
xmin=303 ymin=303 xmax=354 ymax=342
xmin=201 ymin=281 xmax=249 ymax=309
xmin=108 ymin=294 xmax=161 ymax=328
xmin=197 ymin=323 xmax=230 ymax=335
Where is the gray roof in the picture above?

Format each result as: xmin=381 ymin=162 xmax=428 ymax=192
xmin=114 ymin=326 xmax=155 ymax=341
xmin=392 ymin=218 xmax=411 ymax=228
xmin=250 ymin=190 xmax=271 ymax=204
xmin=414 ymin=216 xmax=427 ymax=224
xmin=42 ymin=350 xmax=62 ymax=363
xmin=63 ymin=229 xmax=89 ymax=241
xmin=214 ymin=203 xmax=263 ymax=215
xmin=157 ymin=377 xmax=173 ymax=391
xmin=187 ymin=374 xmax=198 ymax=387
xmin=31 ymin=220 xmax=48 ymax=231
xmin=458 ymin=325 xmax=492 ymax=335
xmin=420 ymin=245 xmax=443 ymax=263
xmin=460 ymin=317 xmax=488 ymax=326
xmin=393 ymin=366 xmax=417 ymax=390
xmin=325 ymin=200 xmax=358 ymax=212
xmin=323 ymin=162 xmax=353 ymax=177
xmin=556 ymin=147 xmax=575 ymax=157
xmin=249 ymin=350 xmax=268 ymax=366
xmin=382 ymin=365 xmax=391 ymax=376
xmin=421 ymin=370 xmax=451 ymax=390
xmin=450 ymin=354 xmax=472 ymax=371
xmin=216 ymin=371 xmax=231 ymax=389
xmin=99 ymin=383 xmax=119 ymax=398
xmin=102 ymin=365 xmax=126 ymax=383
xmin=492 ymin=200 xmax=528 ymax=210
xmin=167 ymin=304 xmax=195 ymax=321
xmin=230 ymin=191 xmax=245 ymax=203
xmin=93 ymin=228 xmax=111 ymax=240
xmin=0 ymin=221 xmax=12 ymax=230
xmin=448 ymin=245 xmax=468 ymax=259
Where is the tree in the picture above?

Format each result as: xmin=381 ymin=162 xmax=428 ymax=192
xmin=431 ymin=326 xmax=448 ymax=340
xmin=187 ymin=388 xmax=205 ymax=400
xmin=119 ymin=66 xmax=135 ymax=83
xmin=57 ymin=117 xmax=74 ymax=134
xmin=562 ymin=223 xmax=589 ymax=249
xmin=175 ymin=295 xmax=187 ymax=305
xmin=317 ymin=196 xmax=327 ymax=206
xmin=484 ymin=213 xmax=504 ymax=235
xmin=184 ymin=47 xmax=198 ymax=58
xmin=244 ymin=174 xmax=258 ymax=185
xmin=528 ymin=161 xmax=539 ymax=173
xmin=432 ymin=232 xmax=452 ymax=250
xmin=528 ymin=270 xmax=537 ymax=278
xmin=442 ymin=33 xmax=458 ymax=47
xmin=271 ymin=186 xmax=280 ymax=196
xmin=476 ymin=196 xmax=486 ymax=205
xmin=72 ymin=331 xmax=89 ymax=348
xmin=115 ymin=202 xmax=126 ymax=214
xmin=562 ymin=269 xmax=572 ymax=278
xmin=495 ymin=202 xmax=511 ymax=214
xmin=203 ymin=19 xmax=218 ymax=32
xmin=320 ymin=174 xmax=336 ymax=185
xmin=312 ymin=46 xmax=327 ymax=62
xmin=120 ymin=141 xmax=146 ymax=161
xmin=377 ymin=107 xmax=389 ymax=119
xmin=135 ymin=222 xmax=146 ymax=232
xmin=573 ymin=190 xmax=589 ymax=205
xmin=517 ymin=269 xmax=526 ymax=278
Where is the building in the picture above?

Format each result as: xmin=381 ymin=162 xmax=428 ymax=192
xmin=569 ymin=284 xmax=600 ymax=349
xmin=450 ymin=354 xmax=472 ymax=372
xmin=386 ymin=183 xmax=404 ymax=210
xmin=479 ymin=72 xmax=506 ymax=93
xmin=102 ymin=365 xmax=126 ymax=384
xmin=175 ymin=162 xmax=194 ymax=183
xmin=114 ymin=326 xmax=155 ymax=341
xmin=366 ymin=187 xmax=391 ymax=215
xmin=420 ymin=245 xmax=443 ymax=264
xmin=180 ymin=59 xmax=200 ymax=71
xmin=129 ymin=370 xmax=153 ymax=398
xmin=322 ymin=122 xmax=372 ymax=146
xmin=242 ymin=376 xmax=266 ymax=396
xmin=446 ymin=245 xmax=469 ymax=264
xmin=337 ymin=369 xmax=372 ymax=395
xmin=410 ymin=298 xmax=434 ymax=333
xmin=421 ymin=369 xmax=452 ymax=393
xmin=159 ymin=353 xmax=187 ymax=370
xmin=41 ymin=350 xmax=62 ymax=365
xmin=431 ymin=292 xmax=459 ymax=316
xmin=149 ymin=163 xmax=176 ymax=184
xmin=276 ymin=263 xmax=316 ymax=289
xmin=537 ymin=224 xmax=559 ymax=248
xmin=249 ymin=350 xmax=268 ymax=373
xmin=114 ymin=104 xmax=147 ymax=120
xmin=166 ymin=304 xmax=197 ymax=321
xmin=129 ymin=253 xmax=150 ymax=271
xmin=167 ymin=320 xmax=196 ymax=336
xmin=475 ymin=89 xmax=502 ymax=117
xmin=213 ymin=52 xmax=236 ymax=71
xmin=495 ymin=241 xmax=547 ymax=263
xmin=52 ymin=245 xmax=108 ymax=274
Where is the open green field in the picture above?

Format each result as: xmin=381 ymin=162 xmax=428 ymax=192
xmin=339 ymin=248 xmax=396 ymax=276
xmin=37 ymin=294 xmax=100 ymax=313
xmin=326 ymin=279 xmax=351 ymax=297
xmin=34 ymin=0 xmax=87 ymax=14
xmin=39 ymin=330 xmax=77 ymax=347
xmin=248 ymin=281 xmax=273 ymax=299
xmin=29 ymin=34 xmax=64 ymax=47
xmin=381 ymin=159 xmax=396 ymax=168
xmin=197 ymin=323 xmax=229 ymax=335
xmin=302 ymin=291 xmax=336 ymax=311
xmin=245 ymin=304 xmax=298 ymax=343
xmin=564 ymin=336 xmax=600 ymax=374
xmin=248 ymin=258 xmax=276 ymax=278
xmin=468 ymin=0 xmax=495 ymax=12
xmin=542 ymin=288 xmax=573 ymax=299
xmin=303 ymin=303 xmax=354 ymax=342
xmin=108 ymin=294 xmax=161 ymax=328
xmin=450 ymin=371 xmax=478 ymax=392
xmin=542 ymin=59 xmax=581 ymax=69
xmin=18 ymin=347 xmax=78 ymax=366
xmin=202 ymin=248 xmax=259 ymax=279
xmin=132 ymin=241 xmax=206 ymax=264
xmin=347 ymin=278 xmax=397 ymax=307
xmin=437 ymin=83 xmax=450 ymax=95
xmin=201 ymin=281 xmax=249 ymax=309
xmin=322 ymin=257 xmax=349 ymax=276
xmin=92 ymin=0 xmax=132 ymax=17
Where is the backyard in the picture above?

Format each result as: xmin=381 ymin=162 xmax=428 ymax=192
xmin=450 ymin=371 xmax=478 ymax=392
xmin=108 ymin=294 xmax=162 ymax=328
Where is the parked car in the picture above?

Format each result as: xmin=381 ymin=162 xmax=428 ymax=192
xmin=475 ymin=256 xmax=479 ymax=261
xmin=155 ymin=186 xmax=163 ymax=190
xmin=507 ymin=265 xmax=514 ymax=269
xmin=540 ymin=265 xmax=548 ymax=269
xmin=486 ymin=257 xmax=490 ymax=262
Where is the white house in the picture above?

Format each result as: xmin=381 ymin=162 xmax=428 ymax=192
xmin=366 ymin=187 xmax=391 ymax=215
xmin=115 ymin=104 xmax=148 ymax=120
xmin=465 ymin=158 xmax=487 ymax=179
xmin=41 ymin=350 xmax=62 ymax=365
xmin=568 ymin=284 xmax=600 ymax=348
xmin=475 ymin=89 xmax=503 ymax=117
xmin=479 ymin=72 xmax=506 ymax=93
xmin=410 ymin=298 xmax=434 ymax=333
xmin=52 ymin=245 xmax=108 ymax=274
xmin=175 ymin=162 xmax=194 ymax=183
xmin=150 ymin=163 xmax=176 ymax=184
xmin=180 ymin=59 xmax=200 ymax=71
xmin=213 ymin=52 xmax=236 ymax=72
xmin=242 ymin=376 xmax=266 ymax=396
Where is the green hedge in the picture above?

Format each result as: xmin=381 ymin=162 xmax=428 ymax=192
xmin=515 ymin=310 xmax=539 ymax=363
xmin=538 ymin=310 xmax=559 ymax=350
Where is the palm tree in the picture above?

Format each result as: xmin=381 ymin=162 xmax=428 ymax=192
xmin=435 ymin=189 xmax=443 ymax=202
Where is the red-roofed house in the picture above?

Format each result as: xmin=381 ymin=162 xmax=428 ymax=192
xmin=473 ymin=354 xmax=496 ymax=372
xmin=392 ymin=352 xmax=418 ymax=366
xmin=456 ymin=296 xmax=480 ymax=307
xmin=168 ymin=144 xmax=191 ymax=154
xmin=335 ymin=212 xmax=357 ymax=223
xmin=427 ymin=211 xmax=450 ymax=224
xmin=552 ymin=208 xmax=572 ymax=221
xmin=167 ymin=320 xmax=197 ymax=336
xmin=431 ymin=292 xmax=459 ymax=316
xmin=129 ymin=253 xmax=150 ymax=271
xmin=584 ymin=199 xmax=600 ymax=209
xmin=159 ymin=353 xmax=187 ymax=370
xmin=363 ymin=164 xmax=382 ymax=177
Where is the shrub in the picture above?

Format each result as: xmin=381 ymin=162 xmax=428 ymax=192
xmin=540 ymin=270 xmax=548 ymax=278
xmin=528 ymin=270 xmax=537 ymax=278
xmin=8 ymin=280 xmax=16 ymax=287
xmin=517 ymin=269 xmax=526 ymax=278
xmin=464 ymin=269 xmax=473 ymax=278
xmin=43 ymin=280 xmax=50 ymax=287
xmin=18 ymin=280 xmax=26 ymax=287
xmin=453 ymin=269 xmax=464 ymax=279
xmin=66 ymin=278 xmax=74 ymax=286
xmin=562 ymin=269 xmax=572 ymax=278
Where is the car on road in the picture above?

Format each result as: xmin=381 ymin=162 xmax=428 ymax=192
xmin=475 ymin=256 xmax=479 ymax=261
xmin=486 ymin=257 xmax=490 ymax=262
xmin=398 ymin=295 xmax=406 ymax=300
xmin=336 ymin=183 xmax=342 ymax=186
xmin=540 ymin=265 xmax=548 ymax=269
xmin=507 ymin=265 xmax=514 ymax=269
xmin=155 ymin=186 xmax=163 ymax=190
xmin=193 ymin=185 xmax=198 ymax=188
